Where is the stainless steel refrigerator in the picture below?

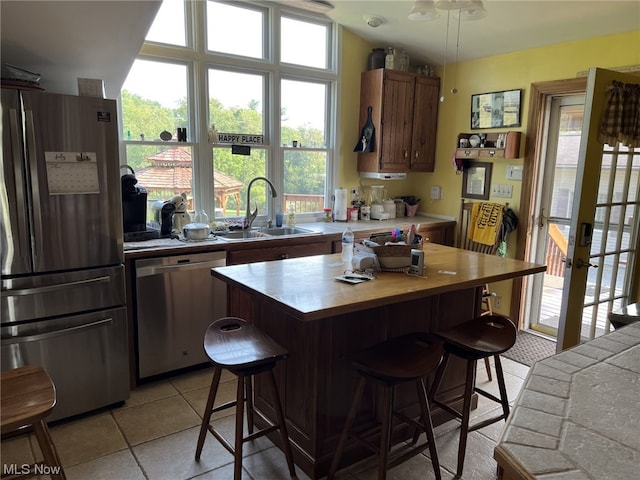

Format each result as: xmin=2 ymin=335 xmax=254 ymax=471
xmin=1 ymin=88 xmax=129 ymax=421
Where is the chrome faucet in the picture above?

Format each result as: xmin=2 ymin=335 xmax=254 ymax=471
xmin=245 ymin=176 xmax=278 ymax=231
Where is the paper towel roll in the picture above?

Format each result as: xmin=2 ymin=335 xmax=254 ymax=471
xmin=334 ymin=188 xmax=348 ymax=221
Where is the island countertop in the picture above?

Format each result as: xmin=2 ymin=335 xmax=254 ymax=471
xmin=211 ymin=242 xmax=546 ymax=322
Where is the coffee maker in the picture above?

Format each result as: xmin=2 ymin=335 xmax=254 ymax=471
xmin=121 ymin=170 xmax=159 ymax=241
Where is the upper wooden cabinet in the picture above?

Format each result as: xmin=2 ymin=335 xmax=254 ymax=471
xmin=357 ymin=69 xmax=440 ymax=174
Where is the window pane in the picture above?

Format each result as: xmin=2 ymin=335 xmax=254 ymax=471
xmin=213 ymin=148 xmax=266 ymax=219
xmin=126 ymin=144 xmax=194 ymax=224
xmin=281 ymin=17 xmax=328 ymax=68
xmin=284 ymin=151 xmax=326 ymax=214
xmin=207 ymin=1 xmax=263 ymax=58
xmin=122 ymin=60 xmax=189 ymax=141
xmin=209 ymin=69 xmax=264 ymax=135
xmin=145 ymin=0 xmax=186 ymax=46
xmin=281 ymin=79 xmax=326 ymax=147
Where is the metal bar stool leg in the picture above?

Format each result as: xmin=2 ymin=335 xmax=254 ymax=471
xmin=328 ymin=377 xmax=367 ymax=479
xmin=456 ymin=358 xmax=477 ymax=478
xmin=196 ymin=367 xmax=222 ymax=459
xmin=265 ymin=369 xmax=297 ymax=478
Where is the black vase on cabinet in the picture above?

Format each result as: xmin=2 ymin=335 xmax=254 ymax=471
xmin=367 ymin=48 xmax=386 ymax=70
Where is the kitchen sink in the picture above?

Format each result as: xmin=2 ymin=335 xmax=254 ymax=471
xmin=218 ymin=226 xmax=315 ymax=240
xmin=218 ymin=230 xmax=265 ymax=240
xmin=260 ymin=226 xmax=315 ymax=236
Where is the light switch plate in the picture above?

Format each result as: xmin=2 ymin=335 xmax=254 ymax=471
xmin=506 ymin=165 xmax=523 ymax=180
xmin=430 ymin=186 xmax=442 ymax=200
xmin=492 ymin=184 xmax=513 ymax=198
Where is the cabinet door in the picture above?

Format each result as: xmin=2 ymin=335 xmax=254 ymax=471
xmin=228 ymin=241 xmax=332 ymax=265
xmin=410 ymin=76 xmax=440 ymax=172
xmin=380 ymin=71 xmax=414 ymax=171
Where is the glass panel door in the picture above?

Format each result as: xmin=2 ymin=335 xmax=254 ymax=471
xmin=528 ymin=95 xmax=584 ymax=336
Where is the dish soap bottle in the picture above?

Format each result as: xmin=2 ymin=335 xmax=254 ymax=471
xmin=342 ymin=226 xmax=354 ymax=267
xmin=288 ymin=204 xmax=296 ymax=227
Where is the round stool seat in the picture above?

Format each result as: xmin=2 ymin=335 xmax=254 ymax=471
xmin=1 ymin=365 xmax=56 ymax=434
xmin=436 ymin=315 xmax=516 ymax=360
xmin=204 ymin=317 xmax=288 ymax=373
xmin=351 ymin=333 xmax=443 ymax=382
xmin=1 ymin=365 xmax=66 ymax=480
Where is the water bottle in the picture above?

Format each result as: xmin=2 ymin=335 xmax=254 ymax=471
xmin=342 ymin=227 xmax=354 ymax=267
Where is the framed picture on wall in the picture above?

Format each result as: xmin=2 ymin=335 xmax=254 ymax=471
xmin=461 ymin=161 xmax=492 ymax=200
xmin=471 ymin=89 xmax=522 ymax=129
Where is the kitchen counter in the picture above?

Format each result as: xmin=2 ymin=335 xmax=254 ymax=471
xmin=494 ymin=322 xmax=640 ymax=479
xmin=211 ymin=244 xmax=545 ymax=478
xmin=122 ymin=215 xmax=452 ymax=256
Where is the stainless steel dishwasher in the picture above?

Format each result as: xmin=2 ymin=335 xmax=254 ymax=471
xmin=135 ymin=251 xmax=227 ymax=379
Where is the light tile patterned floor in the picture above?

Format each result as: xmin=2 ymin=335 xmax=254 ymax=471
xmin=0 ymin=358 xmax=529 ymax=480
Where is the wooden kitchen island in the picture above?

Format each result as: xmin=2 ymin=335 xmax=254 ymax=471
xmin=211 ymin=243 xmax=545 ymax=479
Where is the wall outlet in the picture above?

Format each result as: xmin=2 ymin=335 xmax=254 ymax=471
xmin=494 ymin=296 xmax=502 ymax=309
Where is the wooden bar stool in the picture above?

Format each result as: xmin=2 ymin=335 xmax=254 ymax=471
xmin=328 ymin=333 xmax=444 ymax=480
xmin=428 ymin=314 xmax=517 ymax=478
xmin=194 ymin=317 xmax=296 ymax=480
xmin=1 ymin=365 xmax=66 ymax=480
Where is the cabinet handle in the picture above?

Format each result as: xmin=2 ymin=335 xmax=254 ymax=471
xmin=404 ymin=149 xmax=408 ymax=159
xmin=414 ymin=150 xmax=419 ymax=159
xmin=488 ymin=150 xmax=496 ymax=156
xmin=464 ymin=150 xmax=472 ymax=156
xmin=280 ymin=253 xmax=289 ymax=259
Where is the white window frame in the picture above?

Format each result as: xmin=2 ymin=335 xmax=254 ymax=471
xmin=119 ymin=0 xmax=339 ymax=223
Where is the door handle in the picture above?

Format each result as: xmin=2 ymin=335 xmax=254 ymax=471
xmin=538 ymin=208 xmax=547 ymax=228
xmin=576 ymin=259 xmax=598 ymax=269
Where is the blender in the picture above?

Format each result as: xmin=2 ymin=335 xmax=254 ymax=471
xmin=369 ymin=185 xmax=389 ymax=220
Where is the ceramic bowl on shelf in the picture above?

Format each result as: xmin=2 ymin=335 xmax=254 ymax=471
xmin=469 ymin=135 xmax=481 ymax=147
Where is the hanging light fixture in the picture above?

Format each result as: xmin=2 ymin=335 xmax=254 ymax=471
xmin=456 ymin=0 xmax=488 ymax=20
xmin=405 ymin=0 xmax=487 ymax=102
xmin=434 ymin=0 xmax=472 ymax=10
xmin=407 ymin=1 xmax=440 ymax=21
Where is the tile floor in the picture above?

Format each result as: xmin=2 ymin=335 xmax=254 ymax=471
xmin=0 ymin=358 xmax=530 ymax=480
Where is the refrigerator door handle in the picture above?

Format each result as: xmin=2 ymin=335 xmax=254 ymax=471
xmin=1 ymin=317 xmax=113 ymax=345
xmin=23 ymin=108 xmax=44 ymax=271
xmin=8 ymin=108 xmax=30 ymax=238
xmin=1 ymin=275 xmax=111 ymax=297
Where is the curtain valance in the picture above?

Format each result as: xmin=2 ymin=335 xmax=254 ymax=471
xmin=599 ymin=80 xmax=640 ymax=148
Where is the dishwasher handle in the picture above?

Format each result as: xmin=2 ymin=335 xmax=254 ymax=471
xmin=136 ymin=259 xmax=226 ymax=278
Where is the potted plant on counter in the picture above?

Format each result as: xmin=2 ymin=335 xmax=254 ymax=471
xmin=403 ymin=196 xmax=420 ymax=216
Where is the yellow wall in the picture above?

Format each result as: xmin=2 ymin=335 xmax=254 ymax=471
xmin=338 ymin=29 xmax=640 ymax=312
xmin=340 ymin=30 xmax=639 ymax=215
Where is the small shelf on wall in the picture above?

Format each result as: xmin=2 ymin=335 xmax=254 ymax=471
xmin=456 ymin=131 xmax=522 ymax=159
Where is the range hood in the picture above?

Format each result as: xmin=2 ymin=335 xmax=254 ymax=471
xmin=359 ymin=172 xmax=407 ymax=180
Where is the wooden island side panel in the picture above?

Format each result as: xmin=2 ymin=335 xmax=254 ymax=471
xmin=226 ymin=281 xmax=482 ymax=478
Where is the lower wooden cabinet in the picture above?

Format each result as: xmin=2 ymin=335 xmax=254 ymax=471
xmin=417 ymin=221 xmax=455 ymax=246
xmin=227 ymin=241 xmax=332 ymax=265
